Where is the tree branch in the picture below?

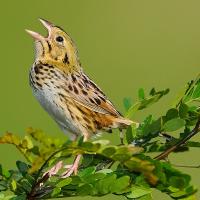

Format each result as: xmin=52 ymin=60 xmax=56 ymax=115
xmin=154 ymin=119 xmax=200 ymax=160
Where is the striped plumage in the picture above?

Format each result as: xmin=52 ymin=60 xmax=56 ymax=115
xmin=26 ymin=19 xmax=135 ymax=176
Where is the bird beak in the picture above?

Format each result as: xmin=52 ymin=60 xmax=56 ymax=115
xmin=25 ymin=18 xmax=54 ymax=41
xmin=39 ymin=18 xmax=53 ymax=33
xmin=25 ymin=29 xmax=44 ymax=41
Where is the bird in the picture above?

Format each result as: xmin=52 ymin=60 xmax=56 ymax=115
xmin=26 ymin=19 xmax=137 ymax=177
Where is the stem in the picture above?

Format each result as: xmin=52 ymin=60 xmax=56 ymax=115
xmin=155 ymin=119 xmax=200 ymax=160
xmin=172 ymin=164 xmax=200 ymax=168
xmin=27 ymin=146 xmax=72 ymax=200
xmin=15 ymin=145 xmax=32 ymax=163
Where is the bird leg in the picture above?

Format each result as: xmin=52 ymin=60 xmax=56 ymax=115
xmin=43 ymin=160 xmax=63 ymax=178
xmin=61 ymin=154 xmax=82 ymax=178
xmin=61 ymin=133 xmax=89 ymax=177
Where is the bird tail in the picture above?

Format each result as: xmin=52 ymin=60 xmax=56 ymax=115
xmin=115 ymin=117 xmax=139 ymax=128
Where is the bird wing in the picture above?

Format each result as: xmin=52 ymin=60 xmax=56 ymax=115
xmin=65 ymin=73 xmax=121 ymax=116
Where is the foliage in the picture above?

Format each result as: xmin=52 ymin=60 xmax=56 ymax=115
xmin=1 ymin=75 xmax=200 ymax=200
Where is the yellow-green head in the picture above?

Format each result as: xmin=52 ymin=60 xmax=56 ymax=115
xmin=26 ymin=19 xmax=80 ymax=72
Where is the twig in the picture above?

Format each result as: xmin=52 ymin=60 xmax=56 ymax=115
xmin=155 ymin=119 xmax=200 ymax=160
xmin=172 ymin=164 xmax=200 ymax=168
xmin=27 ymin=146 xmax=72 ymax=200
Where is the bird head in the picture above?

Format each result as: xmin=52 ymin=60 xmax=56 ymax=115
xmin=26 ymin=19 xmax=80 ymax=71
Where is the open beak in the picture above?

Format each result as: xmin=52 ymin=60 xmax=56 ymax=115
xmin=25 ymin=18 xmax=54 ymax=41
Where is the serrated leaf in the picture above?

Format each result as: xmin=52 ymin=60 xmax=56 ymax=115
xmin=163 ymin=118 xmax=185 ymax=132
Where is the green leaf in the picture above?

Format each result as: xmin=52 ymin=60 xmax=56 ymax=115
xmin=10 ymin=194 xmax=27 ymax=200
xmin=126 ymin=186 xmax=152 ymax=198
xmin=126 ymin=88 xmax=169 ymax=118
xmin=11 ymin=179 xmax=17 ymax=191
xmin=187 ymin=141 xmax=200 ymax=147
xmin=16 ymin=161 xmax=29 ymax=176
xmin=80 ymin=142 xmax=100 ymax=152
xmin=82 ymin=173 xmax=106 ymax=184
xmin=179 ymin=103 xmax=189 ymax=119
xmin=95 ymin=174 xmax=117 ymax=194
xmin=192 ymin=81 xmax=200 ymax=99
xmin=56 ymin=178 xmax=72 ymax=188
xmin=0 ymin=181 xmax=7 ymax=191
xmin=20 ymin=179 xmax=32 ymax=193
xmin=77 ymin=184 xmax=95 ymax=196
xmin=102 ymin=146 xmax=116 ymax=157
xmin=78 ymin=166 xmax=96 ymax=177
xmin=165 ymin=108 xmax=179 ymax=121
xmin=169 ymin=176 xmax=188 ymax=189
xmin=138 ymin=88 xmax=145 ymax=100
xmin=126 ymin=125 xmax=134 ymax=144
xmin=1 ymin=167 xmax=10 ymax=178
xmin=163 ymin=118 xmax=185 ymax=132
xmin=51 ymin=187 xmax=61 ymax=197
xmin=136 ymin=194 xmax=153 ymax=200
xmin=97 ymin=169 xmax=113 ymax=174
xmin=123 ymin=97 xmax=133 ymax=111
xmin=110 ymin=176 xmax=130 ymax=193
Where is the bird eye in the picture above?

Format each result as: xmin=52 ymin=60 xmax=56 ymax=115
xmin=56 ymin=36 xmax=64 ymax=42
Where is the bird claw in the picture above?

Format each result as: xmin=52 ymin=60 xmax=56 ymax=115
xmin=43 ymin=161 xmax=63 ymax=178
xmin=61 ymin=163 xmax=78 ymax=178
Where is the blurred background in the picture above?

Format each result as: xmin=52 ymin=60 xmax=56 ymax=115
xmin=0 ymin=0 xmax=200 ymax=199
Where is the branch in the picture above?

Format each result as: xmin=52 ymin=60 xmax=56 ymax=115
xmin=28 ymin=146 xmax=70 ymax=200
xmin=155 ymin=119 xmax=200 ymax=160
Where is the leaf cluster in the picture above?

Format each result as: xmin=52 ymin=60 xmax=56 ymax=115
xmin=1 ymin=75 xmax=200 ymax=200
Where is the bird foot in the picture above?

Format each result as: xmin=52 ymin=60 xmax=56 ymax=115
xmin=61 ymin=154 xmax=81 ymax=178
xmin=43 ymin=161 xmax=63 ymax=178
xmin=61 ymin=163 xmax=79 ymax=178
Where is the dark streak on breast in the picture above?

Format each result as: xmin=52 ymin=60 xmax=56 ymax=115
xmin=68 ymin=85 xmax=73 ymax=91
xmin=34 ymin=65 xmax=39 ymax=74
xmin=36 ymin=82 xmax=42 ymax=88
xmin=82 ymin=90 xmax=88 ymax=95
xmin=71 ymin=74 xmax=76 ymax=82
xmin=73 ymin=86 xmax=79 ymax=94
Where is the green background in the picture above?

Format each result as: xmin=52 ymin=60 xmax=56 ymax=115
xmin=0 ymin=0 xmax=200 ymax=199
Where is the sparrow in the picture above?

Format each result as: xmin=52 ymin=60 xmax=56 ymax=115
xmin=26 ymin=19 xmax=136 ymax=177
